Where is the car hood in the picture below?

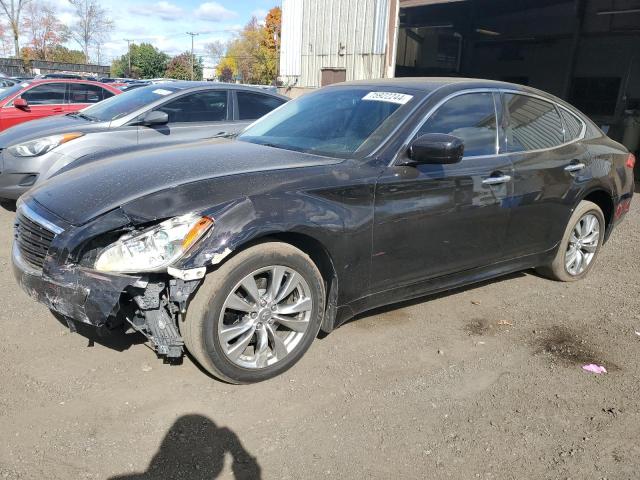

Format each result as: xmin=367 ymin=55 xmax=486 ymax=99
xmin=28 ymin=139 xmax=341 ymax=225
xmin=0 ymin=114 xmax=108 ymax=147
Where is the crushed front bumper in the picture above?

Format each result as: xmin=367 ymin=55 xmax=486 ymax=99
xmin=12 ymin=243 xmax=144 ymax=326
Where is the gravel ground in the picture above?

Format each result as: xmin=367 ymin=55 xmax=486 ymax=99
xmin=0 ymin=193 xmax=639 ymax=480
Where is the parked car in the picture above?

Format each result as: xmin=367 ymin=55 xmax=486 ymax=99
xmin=0 ymin=82 xmax=287 ymax=200
xmin=0 ymin=79 xmax=121 ymax=133
xmin=117 ymin=81 xmax=151 ymax=91
xmin=12 ymin=78 xmax=634 ymax=383
xmin=0 ymin=77 xmax=18 ymax=90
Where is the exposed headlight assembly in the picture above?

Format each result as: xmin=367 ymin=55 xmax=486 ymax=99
xmin=95 ymin=214 xmax=214 ymax=273
xmin=8 ymin=132 xmax=84 ymax=157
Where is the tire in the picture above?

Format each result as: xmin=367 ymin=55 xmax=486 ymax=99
xmin=181 ymin=241 xmax=325 ymax=384
xmin=536 ymin=200 xmax=605 ymax=282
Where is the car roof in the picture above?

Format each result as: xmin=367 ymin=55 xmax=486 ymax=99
xmin=25 ymin=78 xmax=116 ymax=87
xmin=337 ymin=76 xmax=558 ymax=99
xmin=154 ymin=81 xmax=288 ymax=98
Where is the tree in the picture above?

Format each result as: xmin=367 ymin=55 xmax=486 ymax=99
xmin=22 ymin=1 xmax=68 ymax=60
xmin=215 ymin=55 xmax=237 ymax=81
xmin=0 ymin=0 xmax=31 ymax=58
xmin=68 ymin=0 xmax=113 ymax=63
xmin=111 ymin=43 xmax=169 ymax=79
xmin=219 ymin=65 xmax=233 ymax=83
xmin=214 ymin=7 xmax=281 ymax=85
xmin=165 ymin=51 xmax=203 ymax=80
xmin=204 ymin=40 xmax=226 ymax=61
xmin=0 ymin=21 xmax=14 ymax=56
xmin=49 ymin=45 xmax=86 ymax=63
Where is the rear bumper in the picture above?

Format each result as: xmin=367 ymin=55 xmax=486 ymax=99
xmin=12 ymin=242 xmax=144 ymax=326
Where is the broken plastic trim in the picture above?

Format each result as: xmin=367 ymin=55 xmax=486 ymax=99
xmin=167 ymin=266 xmax=206 ymax=281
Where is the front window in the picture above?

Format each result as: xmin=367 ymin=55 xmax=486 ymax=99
xmin=21 ymin=83 xmax=66 ymax=105
xmin=156 ymin=90 xmax=228 ymax=122
xmin=238 ymin=88 xmax=420 ymax=159
xmin=417 ymin=92 xmax=498 ymax=157
xmin=79 ymin=85 xmax=181 ymax=122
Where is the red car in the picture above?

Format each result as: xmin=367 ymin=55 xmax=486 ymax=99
xmin=0 ymin=79 xmax=121 ymax=131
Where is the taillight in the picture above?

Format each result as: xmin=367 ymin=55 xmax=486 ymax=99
xmin=627 ymin=153 xmax=636 ymax=169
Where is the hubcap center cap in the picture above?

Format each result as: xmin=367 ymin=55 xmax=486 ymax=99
xmin=258 ymin=308 xmax=272 ymax=322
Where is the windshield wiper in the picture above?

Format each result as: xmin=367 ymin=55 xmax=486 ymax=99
xmin=68 ymin=112 xmax=97 ymax=122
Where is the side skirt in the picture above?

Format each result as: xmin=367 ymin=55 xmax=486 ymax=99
xmin=335 ymin=250 xmax=554 ymax=328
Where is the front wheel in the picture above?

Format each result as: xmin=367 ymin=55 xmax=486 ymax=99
xmin=181 ymin=241 xmax=325 ymax=384
xmin=536 ymin=200 xmax=605 ymax=282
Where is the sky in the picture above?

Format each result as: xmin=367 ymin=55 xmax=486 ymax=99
xmin=51 ymin=0 xmax=280 ymax=67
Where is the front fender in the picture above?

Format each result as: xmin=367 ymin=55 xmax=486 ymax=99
xmin=175 ymin=195 xmax=346 ymax=270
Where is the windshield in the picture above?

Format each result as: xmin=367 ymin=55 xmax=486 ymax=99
xmin=238 ymin=87 xmax=419 ymax=158
xmin=0 ymin=82 xmax=28 ymax=102
xmin=79 ymin=84 xmax=181 ymax=122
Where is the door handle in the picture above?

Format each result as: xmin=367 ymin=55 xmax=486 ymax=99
xmin=482 ymin=175 xmax=512 ymax=185
xmin=564 ymin=163 xmax=585 ymax=172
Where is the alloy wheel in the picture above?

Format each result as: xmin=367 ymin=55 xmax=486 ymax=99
xmin=217 ymin=265 xmax=313 ymax=369
xmin=565 ymin=212 xmax=600 ymax=276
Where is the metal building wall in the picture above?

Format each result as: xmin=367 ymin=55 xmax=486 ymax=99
xmin=280 ymin=0 xmax=391 ymax=89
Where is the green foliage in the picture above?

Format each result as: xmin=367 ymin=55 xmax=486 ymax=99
xmin=111 ymin=43 xmax=169 ymax=78
xmin=49 ymin=45 xmax=87 ymax=64
xmin=164 ymin=52 xmax=203 ymax=80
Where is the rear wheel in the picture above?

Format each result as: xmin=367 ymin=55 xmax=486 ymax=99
xmin=181 ymin=241 xmax=325 ymax=384
xmin=537 ymin=200 xmax=605 ymax=282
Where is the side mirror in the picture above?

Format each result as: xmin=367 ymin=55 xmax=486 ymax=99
xmin=406 ymin=133 xmax=464 ymax=165
xmin=141 ymin=110 xmax=169 ymax=126
xmin=14 ymin=97 xmax=29 ymax=109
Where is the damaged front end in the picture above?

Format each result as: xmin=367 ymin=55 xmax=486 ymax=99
xmin=11 ymin=201 xmax=221 ymax=360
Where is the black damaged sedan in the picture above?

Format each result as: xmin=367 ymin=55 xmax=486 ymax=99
xmin=12 ymin=78 xmax=635 ymax=383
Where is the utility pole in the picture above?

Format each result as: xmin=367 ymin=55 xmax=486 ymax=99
xmin=123 ymin=39 xmax=133 ymax=77
xmin=186 ymin=32 xmax=199 ymax=80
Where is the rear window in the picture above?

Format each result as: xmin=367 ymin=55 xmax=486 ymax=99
xmin=237 ymin=91 xmax=285 ymax=120
xmin=504 ymin=94 xmax=564 ymax=152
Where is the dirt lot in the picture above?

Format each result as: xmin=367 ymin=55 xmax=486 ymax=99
xmin=1 ymin=194 xmax=639 ymax=480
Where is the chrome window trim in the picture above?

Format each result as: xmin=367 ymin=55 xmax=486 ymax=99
xmin=392 ymin=87 xmax=587 ymax=166
xmin=498 ymin=89 xmax=587 ymax=150
xmin=19 ymin=203 xmax=64 ymax=235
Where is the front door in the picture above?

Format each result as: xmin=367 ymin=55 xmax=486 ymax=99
xmin=1 ymin=82 xmax=67 ymax=130
xmin=371 ymin=91 xmax=514 ymax=292
xmin=137 ymin=90 xmax=237 ymax=145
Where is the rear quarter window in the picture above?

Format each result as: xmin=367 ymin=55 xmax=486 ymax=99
xmin=559 ymin=108 xmax=584 ymax=141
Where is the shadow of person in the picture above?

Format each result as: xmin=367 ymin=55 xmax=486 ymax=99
xmin=109 ymin=415 xmax=261 ymax=480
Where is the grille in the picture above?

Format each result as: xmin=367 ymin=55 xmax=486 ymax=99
xmin=14 ymin=212 xmax=56 ymax=270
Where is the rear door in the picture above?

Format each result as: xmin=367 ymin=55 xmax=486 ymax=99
xmin=500 ymin=92 xmax=590 ymax=257
xmin=66 ymin=82 xmax=115 ymax=113
xmin=136 ymin=89 xmax=236 ymax=144
xmin=371 ymin=91 xmax=515 ymax=291
xmin=1 ymin=82 xmax=67 ymax=129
